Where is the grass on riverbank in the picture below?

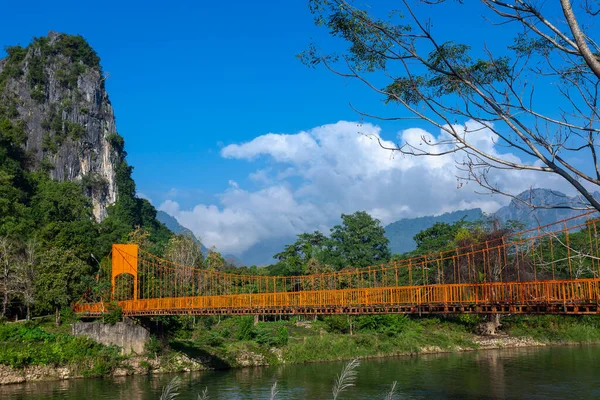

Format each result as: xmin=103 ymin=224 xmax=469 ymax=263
xmin=502 ymin=315 xmax=600 ymax=343
xmin=0 ymin=320 xmax=124 ymax=376
xmin=166 ymin=315 xmax=481 ymax=367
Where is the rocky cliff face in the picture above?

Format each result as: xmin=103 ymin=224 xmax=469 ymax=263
xmin=0 ymin=32 xmax=120 ymax=221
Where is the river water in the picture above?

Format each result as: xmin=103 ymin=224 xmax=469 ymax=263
xmin=1 ymin=345 xmax=599 ymax=399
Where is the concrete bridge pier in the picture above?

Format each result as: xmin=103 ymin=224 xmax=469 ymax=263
xmin=72 ymin=317 xmax=150 ymax=354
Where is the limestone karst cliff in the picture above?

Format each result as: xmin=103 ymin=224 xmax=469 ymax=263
xmin=0 ymin=31 xmax=119 ymax=221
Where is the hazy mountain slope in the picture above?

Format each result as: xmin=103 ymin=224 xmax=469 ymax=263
xmin=238 ymin=236 xmax=295 ymax=266
xmin=493 ymin=189 xmax=598 ymax=229
xmin=156 ymin=210 xmax=244 ymax=265
xmin=384 ymin=208 xmax=484 ymax=255
xmin=156 ymin=211 xmax=201 ymax=244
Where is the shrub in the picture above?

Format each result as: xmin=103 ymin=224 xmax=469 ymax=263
xmin=144 ymin=336 xmax=163 ymax=358
xmin=106 ymin=133 xmax=125 ymax=154
xmin=237 ymin=316 xmax=255 ymax=340
xmin=30 ymin=87 xmax=45 ymax=103
xmin=454 ymin=314 xmax=483 ymax=330
xmin=102 ymin=304 xmax=123 ymax=325
xmin=276 ymin=326 xmax=289 ymax=346
xmin=355 ymin=315 xmax=410 ymax=336
xmin=323 ymin=316 xmax=350 ymax=334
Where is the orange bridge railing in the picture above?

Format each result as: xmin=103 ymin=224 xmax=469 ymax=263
xmin=75 ymin=212 xmax=600 ymax=316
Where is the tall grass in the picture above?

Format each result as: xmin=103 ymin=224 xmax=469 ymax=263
xmin=332 ymin=358 xmax=360 ymax=400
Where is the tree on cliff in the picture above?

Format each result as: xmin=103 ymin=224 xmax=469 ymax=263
xmin=301 ymin=0 xmax=600 ymax=211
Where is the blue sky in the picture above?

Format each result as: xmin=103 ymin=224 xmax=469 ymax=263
xmin=1 ymin=1 xmax=581 ymax=258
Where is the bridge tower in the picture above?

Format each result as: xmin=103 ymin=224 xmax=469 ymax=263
xmin=111 ymin=244 xmax=138 ymax=300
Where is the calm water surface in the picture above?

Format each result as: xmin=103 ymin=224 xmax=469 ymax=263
xmin=2 ymin=345 xmax=599 ymax=399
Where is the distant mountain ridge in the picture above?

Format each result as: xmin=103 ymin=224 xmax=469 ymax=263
xmin=386 ymin=188 xmax=599 ymax=255
xmin=493 ymin=188 xmax=599 ymax=229
xmin=384 ymin=208 xmax=484 ymax=255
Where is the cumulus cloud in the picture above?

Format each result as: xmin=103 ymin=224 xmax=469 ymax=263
xmin=159 ymin=120 xmax=573 ymax=257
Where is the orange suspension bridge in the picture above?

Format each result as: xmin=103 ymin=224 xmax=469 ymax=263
xmin=75 ymin=213 xmax=600 ymax=317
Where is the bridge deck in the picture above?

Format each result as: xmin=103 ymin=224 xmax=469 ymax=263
xmin=75 ymin=278 xmax=600 ymax=316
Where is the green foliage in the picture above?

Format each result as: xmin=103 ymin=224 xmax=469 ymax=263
xmin=51 ymin=34 xmax=101 ymax=69
xmin=0 ymin=323 xmax=122 ymax=372
xmin=0 ymin=32 xmax=173 ymax=321
xmin=145 ymin=336 xmax=164 ymax=358
xmin=323 ymin=316 xmax=350 ymax=334
xmin=35 ymin=247 xmax=92 ymax=316
xmin=0 ymin=46 xmax=26 ymax=87
xmin=453 ymin=314 xmax=483 ymax=330
xmin=237 ymin=316 xmax=255 ymax=340
xmin=30 ymin=87 xmax=46 ymax=103
xmin=55 ymin=64 xmax=87 ymax=89
xmin=102 ymin=303 xmax=123 ymax=325
xmin=31 ymin=178 xmax=99 ymax=259
xmin=106 ymin=132 xmax=125 ymax=155
xmin=81 ymin=172 xmax=108 ymax=193
xmin=65 ymin=121 xmax=85 ymax=140
xmin=324 ymin=211 xmax=391 ymax=269
xmin=413 ymin=220 xmax=467 ymax=254
xmin=503 ymin=315 xmax=600 ymax=343
xmin=0 ymin=118 xmax=31 ymax=237
xmin=274 ymin=231 xmax=328 ymax=275
xmin=355 ymin=315 xmax=410 ymax=336
xmin=272 ymin=211 xmax=391 ymax=275
xmin=254 ymin=322 xmax=289 ymax=347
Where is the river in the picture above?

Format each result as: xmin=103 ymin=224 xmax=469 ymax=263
xmin=1 ymin=345 xmax=599 ymax=399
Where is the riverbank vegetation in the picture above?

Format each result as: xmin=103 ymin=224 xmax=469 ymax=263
xmin=0 ymin=317 xmax=123 ymax=376
xmin=1 ymin=311 xmax=599 ymax=385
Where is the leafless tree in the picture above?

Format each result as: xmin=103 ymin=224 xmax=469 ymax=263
xmin=13 ymin=240 xmax=38 ymax=320
xmin=165 ymin=234 xmax=204 ymax=269
xmin=302 ymin=0 xmax=600 ymax=211
xmin=0 ymin=237 xmax=17 ymax=317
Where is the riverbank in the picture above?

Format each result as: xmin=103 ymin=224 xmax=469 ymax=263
xmin=1 ymin=314 xmax=599 ymax=385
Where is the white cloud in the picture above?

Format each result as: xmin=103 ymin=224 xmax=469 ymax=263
xmin=159 ymin=120 xmax=574 ymax=257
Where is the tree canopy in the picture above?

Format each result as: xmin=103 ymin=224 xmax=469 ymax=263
xmin=271 ymin=211 xmax=391 ymax=274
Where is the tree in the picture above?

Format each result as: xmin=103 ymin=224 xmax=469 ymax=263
xmin=32 ymin=179 xmax=98 ymax=261
xmin=305 ymin=257 xmax=334 ymax=275
xmin=127 ymin=226 xmax=151 ymax=251
xmin=13 ymin=240 xmax=38 ymax=320
xmin=274 ymin=231 xmax=329 ymax=275
xmin=0 ymin=237 xmax=17 ymax=317
xmin=166 ymin=234 xmax=204 ymax=269
xmin=205 ymin=246 xmax=225 ymax=271
xmin=413 ymin=220 xmax=467 ymax=255
xmin=35 ymin=248 xmax=91 ymax=325
xmin=324 ymin=211 xmax=391 ymax=269
xmin=302 ymin=0 xmax=600 ymax=211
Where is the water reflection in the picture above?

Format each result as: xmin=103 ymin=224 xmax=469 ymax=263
xmin=1 ymin=345 xmax=600 ymax=399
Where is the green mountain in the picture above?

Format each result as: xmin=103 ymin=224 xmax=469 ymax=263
xmin=0 ymin=32 xmax=172 ymax=319
xmin=384 ymin=209 xmax=484 ymax=255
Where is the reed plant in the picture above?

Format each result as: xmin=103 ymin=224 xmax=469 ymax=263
xmin=159 ymin=358 xmax=400 ymax=399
